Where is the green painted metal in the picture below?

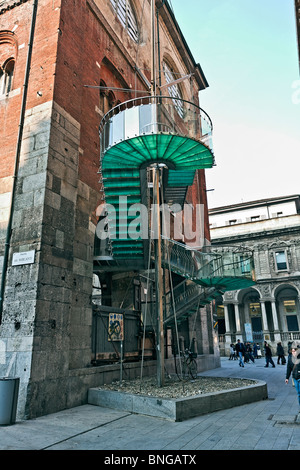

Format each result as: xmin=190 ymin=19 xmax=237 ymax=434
xmin=101 ymin=134 xmax=212 ymax=261
xmin=99 ymin=96 xmax=215 ymax=262
xmin=194 ymin=276 xmax=255 ymax=291
xmin=167 ymin=170 xmax=196 ymax=187
xmin=100 ymin=166 xmax=144 ymax=259
xmin=161 ymin=238 xmax=256 ymax=292
xmin=102 ymin=134 xmax=213 ymax=171
xmin=97 ymin=97 xmax=256 ymax=297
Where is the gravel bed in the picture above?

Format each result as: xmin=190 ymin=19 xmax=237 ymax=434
xmin=99 ymin=375 xmax=256 ymax=399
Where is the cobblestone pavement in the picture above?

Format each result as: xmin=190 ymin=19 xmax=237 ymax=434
xmin=1 ymin=357 xmax=300 ymax=451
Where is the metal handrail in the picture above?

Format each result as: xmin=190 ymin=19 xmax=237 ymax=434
xmin=160 ymin=238 xmax=222 ymax=280
xmin=99 ymin=95 xmax=213 ymax=133
xmin=99 ymin=95 xmax=214 ymax=160
xmin=159 ymin=238 xmax=254 ymax=281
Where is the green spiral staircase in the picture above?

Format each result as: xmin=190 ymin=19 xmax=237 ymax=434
xmin=94 ymin=95 xmax=256 ymax=305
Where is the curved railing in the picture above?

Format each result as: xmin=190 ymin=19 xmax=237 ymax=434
xmin=202 ymin=244 xmax=255 ymax=279
xmin=160 ymin=238 xmax=222 ymax=280
xmin=160 ymin=238 xmax=255 ymax=290
xmin=99 ymin=95 xmax=213 ymax=160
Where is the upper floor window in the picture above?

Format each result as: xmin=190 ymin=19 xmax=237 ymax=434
xmin=110 ymin=0 xmax=139 ymax=42
xmin=0 ymin=58 xmax=14 ymax=96
xmin=162 ymin=61 xmax=184 ymax=118
xmin=275 ymin=250 xmax=288 ymax=271
xmin=240 ymin=255 xmax=251 ymax=274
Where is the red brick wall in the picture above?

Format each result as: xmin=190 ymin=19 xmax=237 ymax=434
xmin=1 ymin=0 xmax=211 ymax=236
xmin=185 ymin=169 xmax=210 ymax=244
xmin=0 ymin=0 xmax=60 ymax=178
xmin=53 ymin=0 xmax=147 ymax=194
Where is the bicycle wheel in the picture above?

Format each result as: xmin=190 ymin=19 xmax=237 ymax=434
xmin=181 ymin=359 xmax=189 ymax=377
xmin=175 ymin=356 xmax=187 ymax=379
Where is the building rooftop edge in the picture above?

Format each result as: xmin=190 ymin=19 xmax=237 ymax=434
xmin=209 ymin=194 xmax=300 ymax=215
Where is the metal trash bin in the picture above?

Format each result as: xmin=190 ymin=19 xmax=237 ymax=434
xmin=0 ymin=377 xmax=20 ymax=425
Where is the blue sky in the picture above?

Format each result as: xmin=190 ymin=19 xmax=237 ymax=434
xmin=170 ymin=0 xmax=300 ymax=208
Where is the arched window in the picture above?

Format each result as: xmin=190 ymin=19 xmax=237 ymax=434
xmin=99 ymin=80 xmax=117 ymax=115
xmin=162 ymin=60 xmax=184 ymax=118
xmin=110 ymin=0 xmax=139 ymax=42
xmin=0 ymin=57 xmax=14 ymax=96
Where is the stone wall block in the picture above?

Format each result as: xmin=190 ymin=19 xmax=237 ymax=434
xmin=22 ymin=172 xmax=47 ymax=194
xmin=20 ymin=136 xmax=35 ymax=157
xmin=60 ymin=180 xmax=77 ymax=203
xmin=73 ymin=257 xmax=93 ymax=278
xmin=14 ymin=192 xmax=34 ymax=212
xmin=77 ymin=180 xmax=90 ymax=201
xmin=34 ymin=188 xmax=46 ymax=207
xmin=44 ymin=189 xmax=61 ymax=210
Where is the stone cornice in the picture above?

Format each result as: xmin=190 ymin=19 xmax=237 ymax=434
xmin=0 ymin=0 xmax=30 ymax=15
xmin=211 ymin=224 xmax=300 ymax=245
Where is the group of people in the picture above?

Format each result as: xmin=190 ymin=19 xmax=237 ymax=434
xmin=229 ymin=340 xmax=287 ymax=368
xmin=229 ymin=341 xmax=261 ymax=367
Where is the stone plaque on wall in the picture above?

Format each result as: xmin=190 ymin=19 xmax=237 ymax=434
xmin=12 ymin=250 xmax=35 ymax=266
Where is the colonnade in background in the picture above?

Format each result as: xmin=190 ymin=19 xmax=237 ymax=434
xmin=218 ymin=285 xmax=300 ymax=353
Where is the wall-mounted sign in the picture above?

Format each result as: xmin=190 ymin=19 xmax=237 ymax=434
xmin=108 ymin=313 xmax=123 ymax=341
xmin=12 ymin=250 xmax=35 ymax=266
xmin=244 ymin=323 xmax=253 ymax=342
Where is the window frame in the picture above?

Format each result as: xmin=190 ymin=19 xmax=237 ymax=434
xmin=286 ymin=314 xmax=299 ymax=332
xmin=0 ymin=57 xmax=15 ymax=96
xmin=274 ymin=249 xmax=288 ymax=272
xmin=162 ymin=60 xmax=184 ymax=118
xmin=110 ymin=0 xmax=139 ymax=43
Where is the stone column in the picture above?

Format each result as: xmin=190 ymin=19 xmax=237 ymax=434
xmin=224 ymin=304 xmax=232 ymax=352
xmin=224 ymin=304 xmax=230 ymax=332
xmin=271 ymin=299 xmax=281 ymax=342
xmin=260 ymin=300 xmax=269 ymax=334
xmin=234 ymin=303 xmax=241 ymax=332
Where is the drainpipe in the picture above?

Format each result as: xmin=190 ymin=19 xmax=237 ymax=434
xmin=156 ymin=8 xmax=162 ymax=91
xmin=0 ymin=0 xmax=38 ymax=322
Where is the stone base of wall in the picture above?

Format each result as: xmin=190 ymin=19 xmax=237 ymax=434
xmin=24 ymin=355 xmax=220 ymax=419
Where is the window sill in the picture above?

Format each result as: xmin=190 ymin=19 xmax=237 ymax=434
xmin=0 ymin=87 xmax=21 ymax=101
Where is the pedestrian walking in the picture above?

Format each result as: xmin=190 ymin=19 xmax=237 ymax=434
xmin=285 ymin=345 xmax=300 ymax=412
xmin=276 ymin=342 xmax=286 ymax=365
xmin=256 ymin=343 xmax=262 ymax=358
xmin=229 ymin=344 xmax=235 ymax=360
xmin=246 ymin=342 xmax=255 ymax=363
xmin=235 ymin=339 xmax=245 ymax=367
xmin=264 ymin=341 xmax=275 ymax=368
xmin=253 ymin=343 xmax=258 ymax=359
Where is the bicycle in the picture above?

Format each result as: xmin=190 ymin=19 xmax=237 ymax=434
xmin=175 ymin=348 xmax=198 ymax=380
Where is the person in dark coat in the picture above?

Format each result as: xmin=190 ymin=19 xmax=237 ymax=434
xmin=246 ymin=342 xmax=255 ymax=363
xmin=285 ymin=345 xmax=300 ymax=412
xmin=264 ymin=341 xmax=275 ymax=368
xmin=235 ymin=339 xmax=245 ymax=367
xmin=276 ymin=342 xmax=286 ymax=365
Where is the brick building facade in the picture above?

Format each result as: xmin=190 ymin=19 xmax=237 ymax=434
xmin=0 ymin=0 xmax=224 ymax=419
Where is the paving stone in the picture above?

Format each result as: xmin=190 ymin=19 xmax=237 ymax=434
xmin=1 ymin=358 xmax=300 ymax=450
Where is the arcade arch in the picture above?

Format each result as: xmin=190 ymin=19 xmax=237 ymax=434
xmin=218 ymin=282 xmax=300 ymax=354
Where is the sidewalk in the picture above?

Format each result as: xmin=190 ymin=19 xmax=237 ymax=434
xmin=1 ymin=356 xmax=300 ymax=451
